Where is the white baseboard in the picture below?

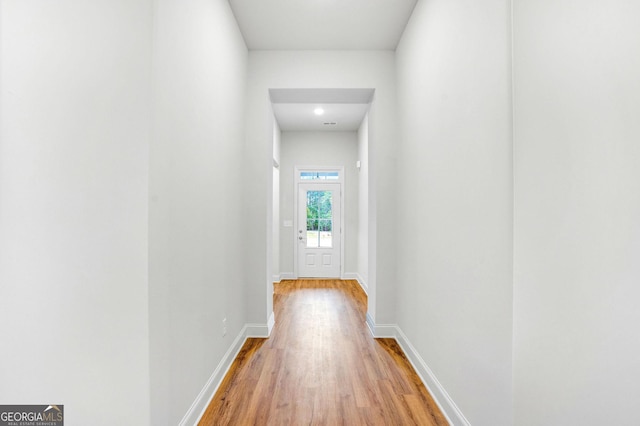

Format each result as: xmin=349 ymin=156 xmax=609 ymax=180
xmin=267 ymin=311 xmax=275 ymax=335
xmin=245 ymin=323 xmax=270 ymax=338
xmin=395 ymin=327 xmax=470 ymax=426
xmin=342 ymin=272 xmax=368 ymax=294
xmin=180 ymin=319 xmax=274 ymax=425
xmin=272 ymin=274 xmax=281 ymax=283
xmin=364 ymin=316 xmax=469 ymax=426
xmin=373 ymin=324 xmax=397 ymax=338
xmin=366 ymin=313 xmax=376 ymax=337
xmin=179 ymin=326 xmax=248 ymax=426
xmin=280 ymin=272 xmax=295 ymax=280
xmin=183 ymin=317 xmax=467 ymax=426
xmin=365 ymin=313 xmax=396 ymax=338
xmin=356 ymin=273 xmax=368 ymax=294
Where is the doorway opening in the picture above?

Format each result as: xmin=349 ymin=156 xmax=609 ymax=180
xmin=294 ymin=167 xmax=344 ymax=278
xmin=267 ymin=87 xmax=374 ymax=335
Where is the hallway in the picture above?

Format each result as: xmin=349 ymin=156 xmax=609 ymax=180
xmin=199 ymin=280 xmax=448 ymax=425
xmin=2 ymin=0 xmax=639 ymax=424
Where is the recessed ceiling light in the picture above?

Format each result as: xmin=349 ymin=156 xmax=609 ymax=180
xmin=314 ymin=107 xmax=324 ymax=116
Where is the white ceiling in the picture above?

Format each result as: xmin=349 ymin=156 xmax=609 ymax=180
xmin=273 ymin=103 xmax=370 ymax=132
xmin=228 ymin=0 xmax=418 ymax=50
xmin=270 ymin=88 xmax=373 ymax=132
xmin=232 ymin=0 xmax=417 ymax=132
xmin=270 ymin=88 xmax=374 ymax=104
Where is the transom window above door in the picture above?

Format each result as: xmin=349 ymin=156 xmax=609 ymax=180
xmin=296 ymin=167 xmax=343 ymax=184
xmin=300 ymin=171 xmax=339 ymax=180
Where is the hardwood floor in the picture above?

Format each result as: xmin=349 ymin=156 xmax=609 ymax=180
xmin=198 ymin=279 xmax=449 ymax=425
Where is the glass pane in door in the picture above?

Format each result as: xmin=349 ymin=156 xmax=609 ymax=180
xmin=306 ymin=190 xmax=332 ymax=248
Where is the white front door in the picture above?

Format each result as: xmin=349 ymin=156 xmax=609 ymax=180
xmin=297 ymin=183 xmax=341 ymax=278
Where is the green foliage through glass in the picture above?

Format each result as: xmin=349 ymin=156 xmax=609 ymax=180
xmin=306 ymin=191 xmax=332 ymax=248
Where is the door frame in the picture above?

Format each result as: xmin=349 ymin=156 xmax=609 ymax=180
xmin=293 ymin=165 xmax=345 ymax=279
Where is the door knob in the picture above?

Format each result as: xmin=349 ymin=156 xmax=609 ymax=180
xmin=298 ymin=236 xmax=304 ymax=240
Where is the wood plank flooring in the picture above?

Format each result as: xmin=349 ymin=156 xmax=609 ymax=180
xmin=199 ymin=279 xmax=449 ymax=425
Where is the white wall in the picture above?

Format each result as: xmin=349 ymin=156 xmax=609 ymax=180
xmin=357 ymin=116 xmax=369 ymax=289
xmin=245 ymin=51 xmax=397 ymax=327
xmin=0 ymin=0 xmax=152 ymax=423
xmin=272 ymin=166 xmax=280 ymax=280
xmin=272 ymin=119 xmax=281 ymax=281
xmin=395 ymin=0 xmax=513 ymax=424
xmin=513 ymin=0 xmax=640 ymax=424
xmin=149 ymin=0 xmax=247 ymax=423
xmin=279 ymin=131 xmax=359 ymax=277
xmin=273 ymin=117 xmax=281 ymax=164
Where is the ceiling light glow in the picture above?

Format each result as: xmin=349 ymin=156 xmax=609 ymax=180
xmin=314 ymin=107 xmax=324 ymax=116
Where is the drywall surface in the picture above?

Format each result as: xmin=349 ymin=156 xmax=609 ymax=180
xmin=0 ymin=0 xmax=152 ymax=423
xmin=357 ymin=115 xmax=369 ymax=289
xmin=273 ymin=118 xmax=281 ymax=165
xmin=395 ymin=0 xmax=513 ymax=424
xmin=279 ymin=131 xmax=358 ymax=276
xmin=246 ymin=51 xmax=397 ymax=325
xmin=512 ymin=0 xmax=640 ymax=424
xmin=273 ymin=120 xmax=281 ymax=280
xmin=149 ymin=0 xmax=247 ymax=423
